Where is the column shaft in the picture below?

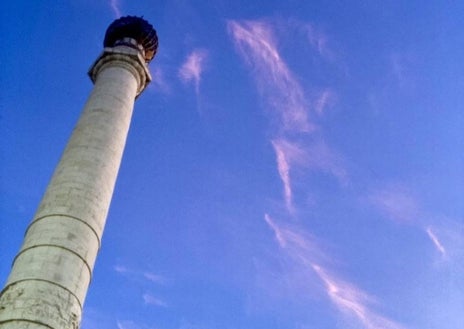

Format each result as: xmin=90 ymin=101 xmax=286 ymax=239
xmin=0 ymin=61 xmax=140 ymax=329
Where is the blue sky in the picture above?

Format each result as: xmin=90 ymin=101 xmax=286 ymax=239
xmin=1 ymin=1 xmax=463 ymax=329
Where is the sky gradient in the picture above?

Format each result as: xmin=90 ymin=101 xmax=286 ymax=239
xmin=1 ymin=1 xmax=463 ymax=329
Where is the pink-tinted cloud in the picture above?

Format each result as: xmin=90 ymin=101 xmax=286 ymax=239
xmin=315 ymin=89 xmax=336 ymax=116
xmin=271 ymin=138 xmax=347 ymax=212
xmin=263 ymin=214 xmax=326 ymax=268
xmin=304 ymin=139 xmax=348 ymax=183
xmin=179 ymin=49 xmax=208 ymax=95
xmin=426 ymin=227 xmax=446 ymax=256
xmin=301 ymin=23 xmax=334 ymax=61
xmin=264 ymin=214 xmax=287 ymax=248
xmin=368 ymin=185 xmax=463 ymax=262
xmin=109 ymin=0 xmax=122 ymax=18
xmin=271 ymin=141 xmax=295 ymax=213
xmin=312 ymin=265 xmax=407 ymax=329
xmin=228 ymin=20 xmax=313 ymax=133
xmin=263 ymin=214 xmax=406 ymax=329
xmin=368 ymin=185 xmax=420 ymax=223
xmin=424 ymin=220 xmax=464 ymax=262
xmin=229 ymin=20 xmax=347 ymax=214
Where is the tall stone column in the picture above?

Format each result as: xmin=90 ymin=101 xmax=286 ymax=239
xmin=0 ymin=16 xmax=158 ymax=329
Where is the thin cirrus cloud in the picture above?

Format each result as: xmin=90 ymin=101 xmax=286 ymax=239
xmin=143 ymin=271 xmax=166 ymax=284
xmin=179 ymin=49 xmax=208 ymax=95
xmin=150 ymin=66 xmax=171 ymax=94
xmin=227 ymin=20 xmax=313 ymax=133
xmin=114 ymin=264 xmax=166 ymax=285
xmin=426 ymin=227 xmax=446 ymax=257
xmin=264 ymin=214 xmax=407 ymax=329
xmin=368 ymin=185 xmax=420 ymax=223
xmin=271 ymin=140 xmax=294 ymax=213
xmin=367 ymin=184 xmax=459 ymax=259
xmin=109 ymin=0 xmax=122 ymax=18
xmin=286 ymin=19 xmax=335 ymax=61
xmin=312 ymin=265 xmax=407 ymax=329
xmin=229 ymin=19 xmax=346 ymax=214
xmin=304 ymin=24 xmax=333 ymax=60
xmin=315 ymin=89 xmax=336 ymax=116
xmin=271 ymin=138 xmax=348 ymax=212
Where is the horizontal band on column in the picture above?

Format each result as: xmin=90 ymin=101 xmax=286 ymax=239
xmin=26 ymin=214 xmax=101 ymax=249
xmin=11 ymin=244 xmax=93 ymax=282
xmin=0 ymin=319 xmax=55 ymax=329
xmin=0 ymin=278 xmax=83 ymax=311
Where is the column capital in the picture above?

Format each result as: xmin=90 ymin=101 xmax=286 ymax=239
xmin=88 ymin=45 xmax=152 ymax=96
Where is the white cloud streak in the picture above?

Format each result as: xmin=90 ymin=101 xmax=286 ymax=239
xmin=143 ymin=272 xmax=166 ymax=284
xmin=368 ymin=184 xmax=464 ymax=262
xmin=114 ymin=265 xmax=128 ymax=273
xmin=263 ymin=214 xmax=406 ymax=329
xmin=315 ymin=89 xmax=336 ymax=116
xmin=179 ymin=49 xmax=208 ymax=96
xmin=109 ymin=0 xmax=122 ymax=18
xmin=271 ymin=141 xmax=294 ymax=213
xmin=312 ymin=265 xmax=406 ymax=329
xmin=114 ymin=265 xmax=166 ymax=285
xmin=229 ymin=19 xmax=346 ymax=213
xmin=228 ymin=20 xmax=312 ymax=133
xmin=426 ymin=226 xmax=446 ymax=256
xmin=271 ymin=138 xmax=347 ymax=212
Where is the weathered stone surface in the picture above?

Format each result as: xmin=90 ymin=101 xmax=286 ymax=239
xmin=0 ymin=45 xmax=151 ymax=328
xmin=0 ymin=280 xmax=80 ymax=328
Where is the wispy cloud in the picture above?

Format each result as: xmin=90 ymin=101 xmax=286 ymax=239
xmin=368 ymin=185 xmax=419 ymax=223
xmin=229 ymin=19 xmax=346 ymax=213
xmin=298 ymin=22 xmax=334 ymax=61
xmin=114 ymin=265 xmax=166 ymax=285
xmin=114 ymin=265 xmax=128 ymax=273
xmin=368 ymin=184 xmax=464 ymax=261
xmin=426 ymin=227 xmax=446 ymax=256
xmin=228 ymin=20 xmax=312 ymax=133
xmin=143 ymin=272 xmax=166 ymax=284
xmin=425 ymin=220 xmax=463 ymax=261
xmin=150 ymin=66 xmax=171 ymax=94
xmin=315 ymin=89 xmax=336 ymax=116
xmin=271 ymin=141 xmax=295 ymax=213
xmin=179 ymin=49 xmax=208 ymax=96
xmin=271 ymin=138 xmax=347 ymax=212
xmin=263 ymin=214 xmax=406 ymax=329
xmin=312 ymin=265 xmax=407 ymax=329
xmin=143 ymin=293 xmax=168 ymax=307
xmin=263 ymin=214 xmax=325 ymax=268
xmin=264 ymin=214 xmax=288 ymax=248
xmin=109 ymin=0 xmax=122 ymax=18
